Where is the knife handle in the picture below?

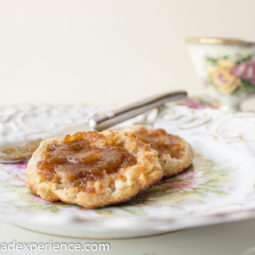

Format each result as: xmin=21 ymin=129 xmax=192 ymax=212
xmin=89 ymin=91 xmax=188 ymax=131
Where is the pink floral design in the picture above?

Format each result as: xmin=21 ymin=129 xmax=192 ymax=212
xmin=232 ymin=61 xmax=255 ymax=83
xmin=205 ymin=56 xmax=255 ymax=95
xmin=15 ymin=163 xmax=27 ymax=169
xmin=167 ymin=169 xmax=197 ymax=188
xmin=181 ymin=98 xmax=215 ymax=109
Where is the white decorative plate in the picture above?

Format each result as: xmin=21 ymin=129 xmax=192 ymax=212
xmin=1 ymin=102 xmax=255 ymax=238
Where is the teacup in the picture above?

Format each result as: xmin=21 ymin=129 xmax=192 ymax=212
xmin=187 ymin=37 xmax=255 ymax=111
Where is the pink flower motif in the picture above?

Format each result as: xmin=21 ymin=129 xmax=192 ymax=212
xmin=181 ymin=98 xmax=214 ymax=109
xmin=232 ymin=61 xmax=255 ymax=83
xmin=167 ymin=169 xmax=197 ymax=188
xmin=217 ymin=73 xmax=223 ymax=83
xmin=15 ymin=163 xmax=27 ymax=169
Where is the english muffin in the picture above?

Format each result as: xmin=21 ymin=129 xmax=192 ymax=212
xmin=118 ymin=126 xmax=193 ymax=177
xmin=26 ymin=130 xmax=163 ymax=208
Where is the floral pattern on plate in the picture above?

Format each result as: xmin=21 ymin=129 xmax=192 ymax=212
xmin=1 ymin=104 xmax=255 ymax=237
xmin=0 ymin=151 xmax=233 ymax=217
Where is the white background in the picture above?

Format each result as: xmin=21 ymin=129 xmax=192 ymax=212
xmin=1 ymin=219 xmax=255 ymax=255
xmin=0 ymin=0 xmax=255 ymax=106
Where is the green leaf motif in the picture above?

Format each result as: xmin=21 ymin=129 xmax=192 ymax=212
xmin=241 ymin=78 xmax=255 ymax=88
xmin=206 ymin=56 xmax=218 ymax=65
xmin=236 ymin=55 xmax=252 ymax=65
xmin=0 ymin=152 xmax=233 ymax=217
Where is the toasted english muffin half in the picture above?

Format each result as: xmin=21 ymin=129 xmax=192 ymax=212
xmin=26 ymin=130 xmax=163 ymax=209
xmin=117 ymin=126 xmax=193 ymax=177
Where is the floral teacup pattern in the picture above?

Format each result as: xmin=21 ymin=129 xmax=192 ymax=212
xmin=187 ymin=38 xmax=255 ymax=110
xmin=206 ymin=55 xmax=255 ymax=95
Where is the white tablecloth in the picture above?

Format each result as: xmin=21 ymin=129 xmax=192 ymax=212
xmin=0 ymin=219 xmax=255 ymax=255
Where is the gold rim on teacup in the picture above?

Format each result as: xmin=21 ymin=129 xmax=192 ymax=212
xmin=186 ymin=37 xmax=255 ymax=46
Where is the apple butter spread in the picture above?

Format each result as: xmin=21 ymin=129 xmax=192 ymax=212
xmin=0 ymin=139 xmax=41 ymax=162
xmin=135 ymin=128 xmax=184 ymax=159
xmin=37 ymin=132 xmax=137 ymax=187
